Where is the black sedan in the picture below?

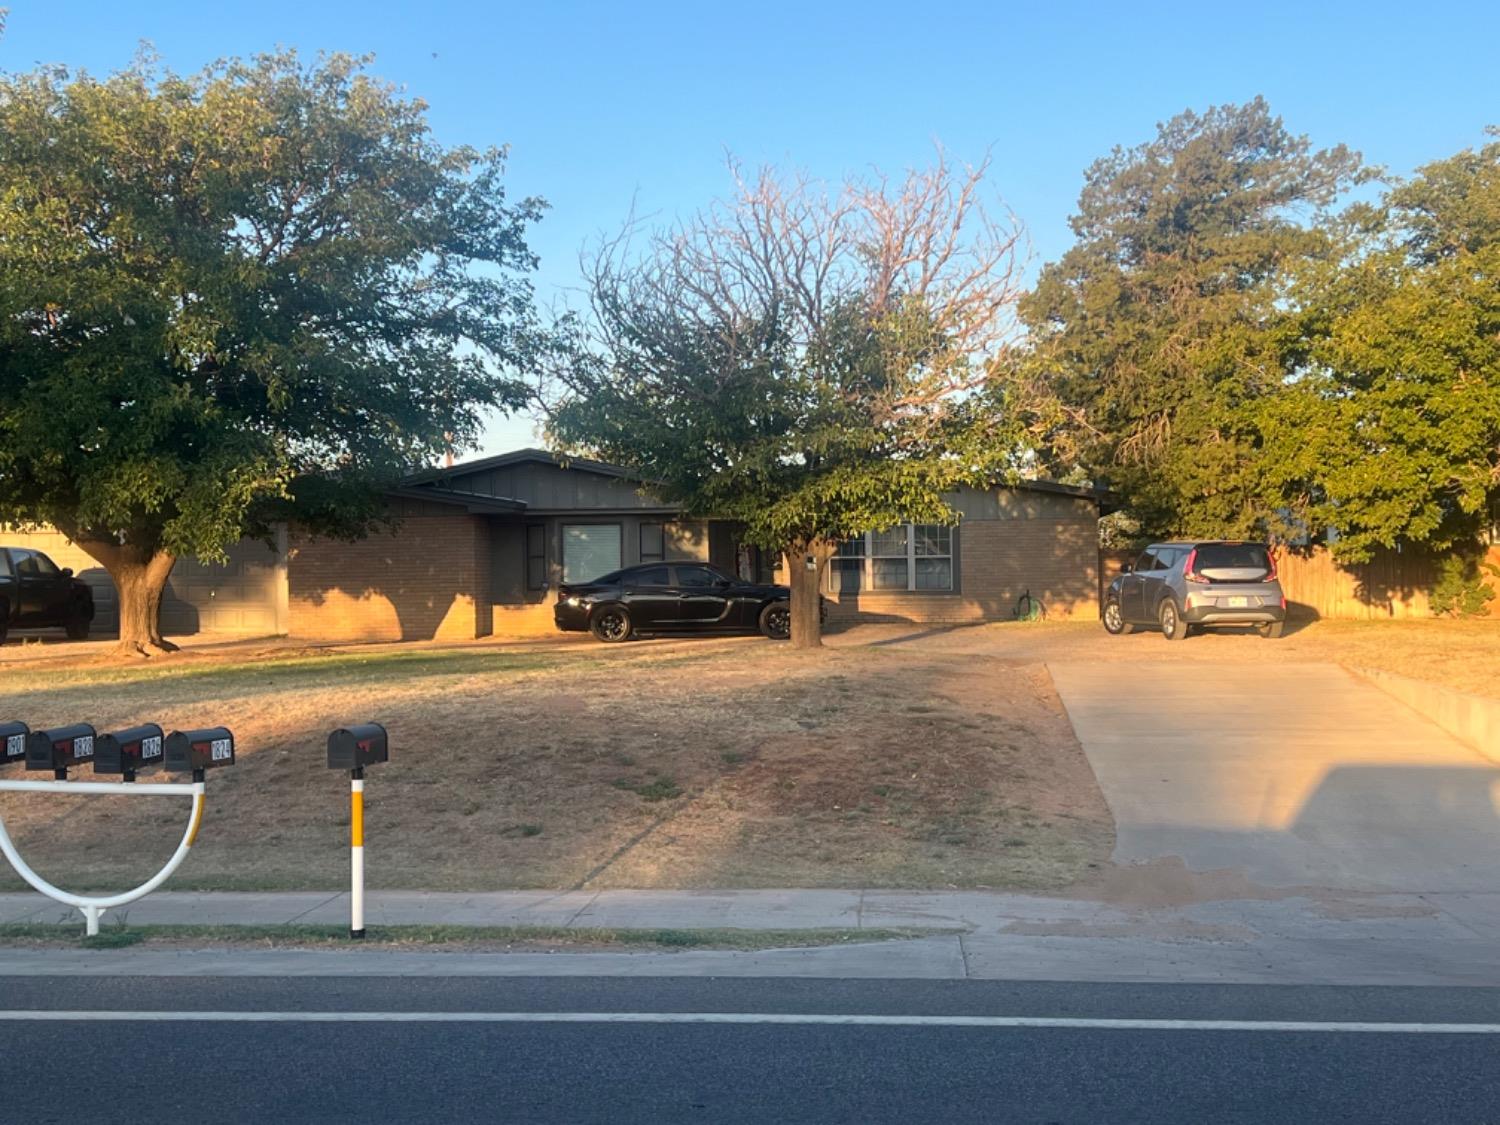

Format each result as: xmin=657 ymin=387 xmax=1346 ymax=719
xmin=554 ymin=562 xmax=813 ymax=642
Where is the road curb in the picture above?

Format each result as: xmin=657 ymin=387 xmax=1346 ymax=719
xmin=1345 ymin=664 xmax=1500 ymax=764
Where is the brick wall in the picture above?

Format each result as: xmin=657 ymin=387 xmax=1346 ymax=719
xmin=826 ymin=518 xmax=1100 ymax=625
xmin=287 ymin=512 xmax=486 ymax=641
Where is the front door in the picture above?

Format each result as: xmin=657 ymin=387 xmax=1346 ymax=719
xmin=674 ymin=565 xmax=733 ymax=625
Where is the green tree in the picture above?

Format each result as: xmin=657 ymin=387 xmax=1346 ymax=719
xmin=542 ymin=158 xmax=1025 ymax=647
xmin=1265 ymin=129 xmax=1500 ymax=563
xmin=0 ymin=52 xmax=545 ymax=653
xmin=1012 ymin=98 xmax=1365 ymax=539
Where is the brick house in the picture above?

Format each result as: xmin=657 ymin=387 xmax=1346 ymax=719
xmin=4 ymin=448 xmax=1106 ymax=641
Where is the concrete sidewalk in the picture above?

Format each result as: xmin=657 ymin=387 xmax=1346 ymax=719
xmin=5 ymin=887 xmax=1500 ymax=986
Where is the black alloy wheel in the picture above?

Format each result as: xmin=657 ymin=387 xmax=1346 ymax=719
xmin=759 ymin=601 xmax=791 ymax=640
xmin=590 ymin=606 xmax=633 ymax=643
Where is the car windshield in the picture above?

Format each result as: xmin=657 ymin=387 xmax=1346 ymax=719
xmin=1194 ymin=543 xmax=1272 ymax=578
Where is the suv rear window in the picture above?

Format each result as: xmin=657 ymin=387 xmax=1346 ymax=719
xmin=1193 ymin=544 xmax=1273 ymax=581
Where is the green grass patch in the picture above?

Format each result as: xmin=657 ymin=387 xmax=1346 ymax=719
xmin=612 ymin=775 xmax=684 ymax=801
xmin=0 ymin=922 xmax=934 ymax=952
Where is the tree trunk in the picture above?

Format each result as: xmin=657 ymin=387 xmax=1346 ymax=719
xmin=784 ymin=538 xmax=835 ymax=649
xmin=78 ymin=539 xmax=179 ymax=657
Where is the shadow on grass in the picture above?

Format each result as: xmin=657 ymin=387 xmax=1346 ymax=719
xmin=0 ymin=648 xmax=572 ymax=711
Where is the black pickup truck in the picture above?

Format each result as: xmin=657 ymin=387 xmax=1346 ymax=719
xmin=0 ymin=546 xmax=94 ymax=644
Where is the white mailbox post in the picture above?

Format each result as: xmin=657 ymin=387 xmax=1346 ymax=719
xmin=0 ymin=721 xmax=232 ymax=936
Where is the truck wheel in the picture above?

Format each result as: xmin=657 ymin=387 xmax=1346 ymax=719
xmin=65 ymin=606 xmax=91 ymax=641
xmin=0 ymin=603 xmax=8 ymax=646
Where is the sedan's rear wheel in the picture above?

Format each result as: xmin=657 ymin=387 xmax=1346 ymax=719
xmin=589 ymin=605 xmax=633 ymax=643
xmin=759 ymin=601 xmax=791 ymax=640
xmin=1101 ymin=599 xmax=1134 ymax=635
xmin=1159 ymin=599 xmax=1189 ymax=641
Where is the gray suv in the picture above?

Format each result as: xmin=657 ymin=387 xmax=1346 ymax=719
xmin=1102 ymin=541 xmax=1286 ymax=640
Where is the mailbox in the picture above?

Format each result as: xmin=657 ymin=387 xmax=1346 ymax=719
xmin=0 ymin=722 xmax=28 ymax=767
xmin=327 ymin=723 xmax=389 ymax=771
xmin=164 ymin=727 xmax=235 ymax=773
xmin=95 ymin=724 xmax=166 ymax=780
xmin=25 ymin=724 xmax=97 ymax=774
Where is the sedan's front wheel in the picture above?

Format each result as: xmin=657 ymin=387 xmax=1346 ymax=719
xmin=759 ymin=601 xmax=791 ymax=640
xmin=589 ymin=606 xmax=633 ymax=643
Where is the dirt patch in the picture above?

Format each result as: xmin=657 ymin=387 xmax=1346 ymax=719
xmin=1064 ymin=856 xmax=1290 ymax=909
xmin=1000 ymin=918 xmax=1258 ymax=943
xmin=0 ymin=639 xmax=1113 ymax=893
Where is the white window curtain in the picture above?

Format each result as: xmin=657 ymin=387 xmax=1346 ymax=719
xmin=562 ymin=525 xmax=622 ymax=583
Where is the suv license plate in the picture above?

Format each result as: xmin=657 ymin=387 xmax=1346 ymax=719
xmin=1227 ymin=596 xmax=1249 ymax=608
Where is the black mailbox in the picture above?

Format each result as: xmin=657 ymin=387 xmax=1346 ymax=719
xmin=95 ymin=724 xmax=166 ymax=780
xmin=0 ymin=722 xmax=28 ymax=766
xmin=327 ymin=723 xmax=389 ymax=771
xmin=25 ymin=724 xmax=97 ymax=774
xmin=164 ymin=727 xmax=235 ymax=773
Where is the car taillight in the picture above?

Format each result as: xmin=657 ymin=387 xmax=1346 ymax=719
xmin=1183 ymin=547 xmax=1208 ymax=583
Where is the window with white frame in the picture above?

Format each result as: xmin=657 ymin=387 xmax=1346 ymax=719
xmin=826 ymin=524 xmax=954 ymax=593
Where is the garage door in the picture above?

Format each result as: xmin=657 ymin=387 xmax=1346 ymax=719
xmin=0 ymin=527 xmax=286 ymax=637
xmin=163 ymin=536 xmax=285 ymax=635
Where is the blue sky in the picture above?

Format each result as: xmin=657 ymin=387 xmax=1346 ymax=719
xmin=5 ymin=2 xmax=1497 ymax=454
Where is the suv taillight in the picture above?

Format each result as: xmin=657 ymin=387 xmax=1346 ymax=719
xmin=1183 ymin=547 xmax=1208 ymax=583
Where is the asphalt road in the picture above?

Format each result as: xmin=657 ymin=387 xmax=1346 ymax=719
xmin=3 ymin=976 xmax=1500 ymax=1123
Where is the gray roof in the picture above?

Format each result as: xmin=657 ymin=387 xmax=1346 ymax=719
xmin=402 ymin=447 xmax=644 ymax=487
xmin=398 ymin=448 xmax=1111 ymax=515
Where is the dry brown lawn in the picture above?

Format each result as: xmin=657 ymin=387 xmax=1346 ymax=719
xmin=0 ymin=635 xmax=1114 ymax=893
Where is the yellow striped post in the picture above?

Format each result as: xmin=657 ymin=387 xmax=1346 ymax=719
xmin=350 ymin=769 xmax=365 ymax=939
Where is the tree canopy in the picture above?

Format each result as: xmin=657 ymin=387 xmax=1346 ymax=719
xmin=1265 ymin=130 xmax=1500 ymax=562
xmin=0 ymin=50 xmax=546 ymax=650
xmin=1013 ymin=98 xmax=1366 ymax=539
xmin=542 ymin=157 xmax=1025 ymax=646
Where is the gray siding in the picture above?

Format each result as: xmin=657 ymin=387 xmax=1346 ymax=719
xmin=948 ymin=484 xmax=1097 ymax=522
xmin=441 ymin=461 xmax=668 ymax=511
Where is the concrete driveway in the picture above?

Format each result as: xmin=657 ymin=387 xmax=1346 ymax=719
xmin=1050 ymin=661 xmax=1500 ymax=893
